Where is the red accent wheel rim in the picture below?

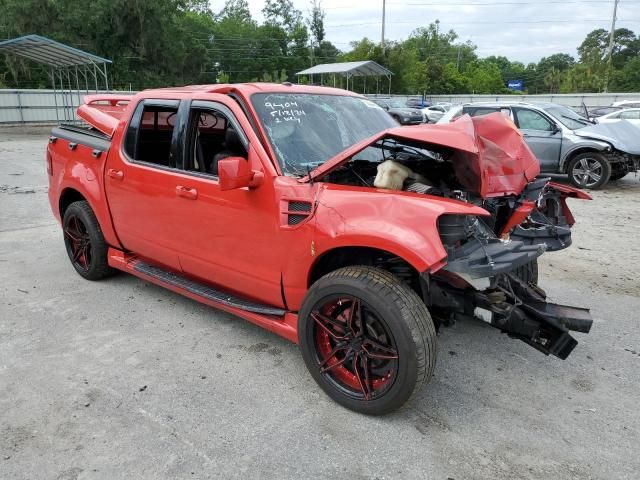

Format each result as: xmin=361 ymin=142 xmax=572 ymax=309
xmin=311 ymin=296 xmax=398 ymax=400
xmin=64 ymin=214 xmax=92 ymax=271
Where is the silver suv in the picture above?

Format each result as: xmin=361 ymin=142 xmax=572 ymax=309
xmin=439 ymin=102 xmax=640 ymax=189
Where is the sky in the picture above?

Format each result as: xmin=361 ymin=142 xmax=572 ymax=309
xmin=227 ymin=0 xmax=639 ymax=64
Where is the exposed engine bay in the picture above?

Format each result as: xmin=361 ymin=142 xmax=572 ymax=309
xmin=320 ymin=137 xmax=461 ymax=197
xmin=319 ymin=137 xmax=577 ymax=252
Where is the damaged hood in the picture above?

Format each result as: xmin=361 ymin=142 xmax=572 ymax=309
xmin=573 ymin=120 xmax=640 ymax=155
xmin=304 ymin=113 xmax=540 ymax=198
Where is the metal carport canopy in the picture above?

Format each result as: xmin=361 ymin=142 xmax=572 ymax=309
xmin=0 ymin=34 xmax=111 ymax=67
xmin=296 ymin=61 xmax=392 ymax=78
xmin=0 ymin=34 xmax=112 ymax=123
xmin=296 ymin=61 xmax=392 ymax=93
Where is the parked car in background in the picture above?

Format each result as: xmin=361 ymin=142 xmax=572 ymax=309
xmin=595 ymin=108 xmax=640 ymax=127
xmin=438 ymin=102 xmax=640 ymax=189
xmin=422 ymin=105 xmax=448 ymax=123
xmin=434 ymin=102 xmax=453 ymax=110
xmin=405 ymin=98 xmax=430 ymax=108
xmin=372 ymin=98 xmax=424 ymax=125
xmin=587 ymin=106 xmax=623 ymax=121
xmin=611 ymin=100 xmax=640 ymax=108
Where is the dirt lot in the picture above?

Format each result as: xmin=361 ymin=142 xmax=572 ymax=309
xmin=1 ymin=127 xmax=639 ymax=480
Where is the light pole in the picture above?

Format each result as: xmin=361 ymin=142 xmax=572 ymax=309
xmin=381 ymin=0 xmax=386 ymax=53
xmin=603 ymin=0 xmax=619 ymax=92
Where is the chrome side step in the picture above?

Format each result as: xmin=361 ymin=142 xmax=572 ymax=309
xmin=134 ymin=261 xmax=287 ymax=316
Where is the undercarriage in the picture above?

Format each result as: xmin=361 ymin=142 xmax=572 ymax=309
xmin=424 ymin=271 xmax=592 ymax=359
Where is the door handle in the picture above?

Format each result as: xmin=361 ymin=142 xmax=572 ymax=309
xmin=176 ymin=185 xmax=198 ymax=200
xmin=107 ymin=169 xmax=124 ymax=180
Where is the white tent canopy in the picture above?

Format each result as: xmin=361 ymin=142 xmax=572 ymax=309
xmin=296 ymin=61 xmax=392 ymax=94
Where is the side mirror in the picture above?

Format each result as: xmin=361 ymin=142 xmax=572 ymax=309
xmin=218 ymin=156 xmax=263 ymax=191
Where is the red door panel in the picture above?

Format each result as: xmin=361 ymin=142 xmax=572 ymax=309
xmin=175 ymin=144 xmax=284 ymax=307
xmin=105 ymin=156 xmax=184 ymax=271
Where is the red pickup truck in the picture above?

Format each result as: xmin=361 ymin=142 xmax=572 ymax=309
xmin=47 ymin=83 xmax=593 ymax=415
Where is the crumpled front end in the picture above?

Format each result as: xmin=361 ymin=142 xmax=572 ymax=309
xmin=424 ymin=179 xmax=593 ymax=360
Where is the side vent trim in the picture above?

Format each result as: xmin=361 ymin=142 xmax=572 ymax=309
xmin=283 ymin=200 xmax=313 ymax=226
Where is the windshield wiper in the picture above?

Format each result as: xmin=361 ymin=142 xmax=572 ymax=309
xmin=561 ymin=114 xmax=590 ymax=126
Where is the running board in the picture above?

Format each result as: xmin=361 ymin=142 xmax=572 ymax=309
xmin=133 ymin=261 xmax=287 ymax=316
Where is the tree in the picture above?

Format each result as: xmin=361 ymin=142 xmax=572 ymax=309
xmin=560 ymin=64 xmax=602 ymax=93
xmin=610 ymin=57 xmax=640 ymax=92
xmin=308 ymin=0 xmax=325 ymax=45
xmin=0 ymin=3 xmax=637 ymax=94
xmin=218 ymin=0 xmax=253 ymax=23
xmin=578 ymin=28 xmax=637 ymax=68
xmin=262 ymin=0 xmax=303 ymax=35
xmin=543 ymin=67 xmax=563 ymax=93
xmin=465 ymin=60 xmax=504 ymax=94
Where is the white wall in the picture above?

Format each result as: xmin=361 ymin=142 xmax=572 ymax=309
xmin=0 ymin=89 xmax=134 ymax=124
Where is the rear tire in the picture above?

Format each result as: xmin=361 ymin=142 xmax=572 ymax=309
xmin=62 ymin=201 xmax=114 ymax=280
xmin=567 ymin=152 xmax=611 ymax=189
xmin=298 ymin=266 xmax=436 ymax=415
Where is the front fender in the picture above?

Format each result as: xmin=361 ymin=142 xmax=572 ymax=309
xmin=560 ymin=138 xmax=611 ymax=172
xmin=312 ymin=184 xmax=489 ymax=272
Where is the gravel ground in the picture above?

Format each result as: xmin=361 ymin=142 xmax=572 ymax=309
xmin=1 ymin=127 xmax=639 ymax=480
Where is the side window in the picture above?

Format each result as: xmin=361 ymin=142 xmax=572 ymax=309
xmin=515 ymin=109 xmax=554 ymax=131
xmin=124 ymin=101 xmax=179 ymax=167
xmin=468 ymin=107 xmax=500 ymax=117
xmin=185 ymin=104 xmax=248 ymax=176
xmin=620 ymin=110 xmax=640 ymax=120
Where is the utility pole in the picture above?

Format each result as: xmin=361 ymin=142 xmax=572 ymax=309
xmin=381 ymin=0 xmax=386 ymax=53
xmin=603 ymin=0 xmax=619 ymax=93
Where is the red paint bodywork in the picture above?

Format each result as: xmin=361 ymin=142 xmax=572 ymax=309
xmin=47 ymin=83 xmax=582 ymax=345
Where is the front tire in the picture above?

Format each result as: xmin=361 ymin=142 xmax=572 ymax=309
xmin=62 ymin=201 xmax=114 ymax=280
xmin=298 ymin=266 xmax=436 ymax=415
xmin=567 ymin=152 xmax=611 ymax=189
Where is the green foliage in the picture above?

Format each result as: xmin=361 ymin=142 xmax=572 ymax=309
xmin=610 ymin=57 xmax=640 ymax=92
xmin=308 ymin=0 xmax=326 ymax=45
xmin=0 ymin=2 xmax=638 ymax=95
xmin=465 ymin=60 xmax=505 ymax=94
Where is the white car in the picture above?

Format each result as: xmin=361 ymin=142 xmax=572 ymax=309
xmin=611 ymin=100 xmax=640 ymax=108
xmin=421 ymin=105 xmax=448 ymax=123
xmin=596 ymin=108 xmax=640 ymax=127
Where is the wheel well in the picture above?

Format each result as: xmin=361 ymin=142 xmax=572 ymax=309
xmin=308 ymin=246 xmax=421 ymax=295
xmin=562 ymin=148 xmax=606 ymax=173
xmin=59 ymin=188 xmax=86 ymax=218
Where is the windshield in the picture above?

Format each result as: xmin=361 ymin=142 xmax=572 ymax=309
xmin=389 ymin=100 xmax=405 ymax=108
xmin=251 ymin=93 xmax=397 ymax=175
xmin=545 ymin=105 xmax=592 ymax=129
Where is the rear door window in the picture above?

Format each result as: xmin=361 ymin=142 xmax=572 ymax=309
xmin=124 ymin=100 xmax=180 ymax=167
